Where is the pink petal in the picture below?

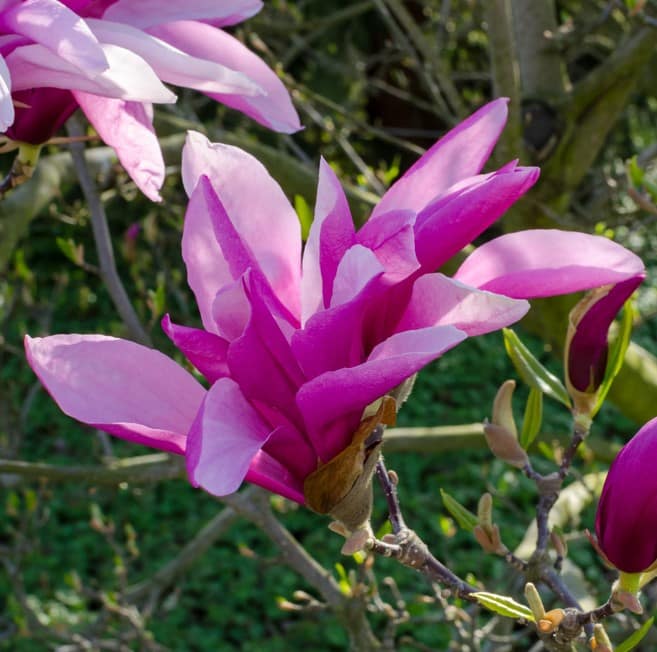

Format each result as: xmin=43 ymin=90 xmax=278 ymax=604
xmin=25 ymin=334 xmax=205 ymax=454
xmin=182 ymin=132 xmax=301 ymax=319
xmin=7 ymin=42 xmax=176 ymax=102
xmin=371 ymin=98 xmax=510 ymax=219
xmin=211 ymin=276 xmax=252 ymax=341
xmin=0 ymin=54 xmax=14 ymax=131
xmin=150 ymin=21 xmax=301 ymax=133
xmin=301 ymin=158 xmax=355 ymax=324
xmin=161 ymin=314 xmax=229 ymax=383
xmin=297 ymin=325 xmax=467 ymax=461
xmin=330 ymin=244 xmax=384 ymax=308
xmin=87 ymin=18 xmax=261 ymax=96
xmin=356 ymin=208 xmax=419 ymax=284
xmin=186 ymin=377 xmax=273 ymax=495
xmin=103 ymin=1 xmax=263 ymax=28
xmin=74 ymin=92 xmax=164 ymax=201
xmin=3 ymin=0 xmax=108 ymax=73
xmin=413 ymin=165 xmax=540 ymax=273
xmin=293 ymin=245 xmax=384 ymax=378
xmin=454 ymin=230 xmax=646 ymax=298
xmin=181 ymin=176 xmax=231 ymax=333
xmin=395 ymin=273 xmax=530 ymax=336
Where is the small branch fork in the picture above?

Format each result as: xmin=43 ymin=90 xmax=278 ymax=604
xmin=371 ymin=414 xmax=627 ymax=652
xmin=372 ymin=458 xmax=477 ymax=601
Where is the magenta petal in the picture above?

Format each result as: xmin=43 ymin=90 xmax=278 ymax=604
xmin=161 ymin=314 xmax=229 ymax=383
xmin=371 ymin=98 xmax=510 ymax=219
xmin=395 ymin=273 xmax=529 ymax=336
xmin=297 ymin=325 xmax=467 ymax=461
xmin=413 ymin=165 xmax=539 ymax=272
xmin=75 ymin=92 xmax=164 ymax=201
xmin=293 ymin=246 xmax=384 ymax=377
xmin=182 ymin=132 xmax=301 ymax=319
xmin=25 ymin=334 xmax=205 ymax=454
xmin=186 ymin=377 xmax=273 ymax=495
xmin=596 ymin=417 xmax=657 ymax=572
xmin=454 ymin=230 xmax=645 ymax=297
xmin=245 ymin=449 xmax=305 ymax=504
xmin=227 ymin=272 xmax=305 ymax=425
xmin=301 ymin=158 xmax=355 ymax=323
xmin=150 ymin=21 xmax=301 ymax=133
xmin=567 ymin=276 xmax=644 ymax=392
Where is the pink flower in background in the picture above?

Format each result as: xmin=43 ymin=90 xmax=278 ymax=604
xmin=596 ymin=417 xmax=657 ymax=573
xmin=25 ymin=99 xmax=645 ymax=507
xmin=0 ymin=0 xmax=300 ymax=200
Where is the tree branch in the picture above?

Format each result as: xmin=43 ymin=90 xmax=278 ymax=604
xmin=511 ymin=0 xmax=568 ymax=99
xmin=222 ymin=489 xmax=381 ymax=651
xmin=66 ymin=116 xmax=151 ymax=346
xmin=485 ymin=0 xmax=524 ymax=163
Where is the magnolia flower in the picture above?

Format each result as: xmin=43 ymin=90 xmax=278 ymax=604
xmin=596 ymin=417 xmax=657 ymax=574
xmin=0 ymin=0 xmax=300 ymax=200
xmin=25 ymin=99 xmax=644 ymax=517
xmin=455 ymin=232 xmax=645 ymax=416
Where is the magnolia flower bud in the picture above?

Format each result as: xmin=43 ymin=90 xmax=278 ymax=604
xmin=564 ymin=277 xmax=642 ymax=416
xmin=484 ymin=380 xmax=529 ymax=468
xmin=595 ymin=418 xmax=657 ymax=574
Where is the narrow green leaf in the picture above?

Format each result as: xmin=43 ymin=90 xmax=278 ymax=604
xmin=503 ymin=329 xmax=571 ymax=407
xmin=593 ymin=300 xmax=635 ymax=417
xmin=616 ymin=615 xmax=654 ymax=652
xmin=440 ymin=489 xmax=478 ymax=532
xmin=520 ymin=388 xmax=543 ymax=449
xmin=471 ymin=592 xmax=535 ymax=622
xmin=334 ymin=563 xmax=351 ymax=596
xmin=56 ymin=237 xmax=83 ymax=266
xmin=294 ymin=194 xmax=313 ymax=241
xmin=627 ymin=155 xmax=645 ymax=187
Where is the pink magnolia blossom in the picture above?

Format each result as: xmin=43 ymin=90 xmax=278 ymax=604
xmin=25 ymin=99 xmax=645 ymax=506
xmin=596 ymin=417 xmax=657 ymax=573
xmin=0 ymin=0 xmax=300 ymax=200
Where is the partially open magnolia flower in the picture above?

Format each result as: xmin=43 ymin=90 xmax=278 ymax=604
xmin=0 ymin=0 xmax=300 ymax=199
xmin=25 ymin=99 xmax=645 ymax=526
xmin=564 ymin=277 xmax=644 ymax=415
xmin=596 ymin=417 xmax=657 ymax=574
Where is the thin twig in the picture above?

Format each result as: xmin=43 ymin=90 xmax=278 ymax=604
xmin=0 ymin=454 xmax=184 ymax=485
xmin=66 ymin=115 xmax=151 ymax=346
xmin=374 ymin=458 xmax=477 ymax=600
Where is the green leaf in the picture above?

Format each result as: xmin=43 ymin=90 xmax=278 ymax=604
xmin=147 ymin=274 xmax=167 ymax=319
xmin=520 ymin=388 xmax=543 ymax=449
xmin=440 ymin=489 xmax=478 ymax=532
xmin=593 ymin=300 xmax=635 ymax=417
xmin=334 ymin=563 xmax=351 ymax=596
xmin=56 ymin=237 xmax=84 ymax=266
xmin=627 ymin=155 xmax=645 ymax=188
xmin=503 ymin=329 xmax=571 ymax=407
xmin=294 ymin=194 xmax=313 ymax=241
xmin=616 ymin=615 xmax=654 ymax=652
xmin=471 ymin=592 xmax=535 ymax=622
